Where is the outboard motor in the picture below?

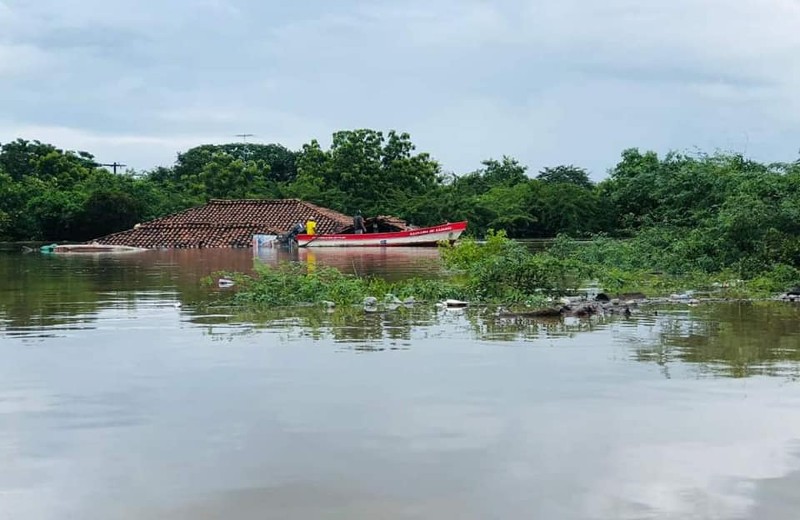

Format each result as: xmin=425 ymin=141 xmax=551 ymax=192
xmin=278 ymin=223 xmax=305 ymax=245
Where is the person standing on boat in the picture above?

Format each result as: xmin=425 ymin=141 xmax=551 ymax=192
xmin=353 ymin=210 xmax=366 ymax=234
xmin=305 ymin=217 xmax=316 ymax=235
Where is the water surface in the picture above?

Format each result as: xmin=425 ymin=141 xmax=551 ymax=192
xmin=2 ymin=249 xmax=800 ymax=519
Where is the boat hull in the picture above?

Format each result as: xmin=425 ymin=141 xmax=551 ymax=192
xmin=296 ymin=221 xmax=467 ymax=248
xmin=49 ymin=244 xmax=146 ymax=254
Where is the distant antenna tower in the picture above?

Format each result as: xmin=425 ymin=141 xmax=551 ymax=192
xmin=235 ymin=133 xmax=255 ymax=161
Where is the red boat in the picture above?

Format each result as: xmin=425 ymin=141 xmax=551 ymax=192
xmin=296 ymin=221 xmax=467 ymax=248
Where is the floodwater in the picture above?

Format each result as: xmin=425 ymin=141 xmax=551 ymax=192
xmin=2 ymin=249 xmax=800 ymax=520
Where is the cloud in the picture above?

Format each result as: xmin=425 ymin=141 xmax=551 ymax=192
xmin=0 ymin=124 xmax=219 ymax=168
xmin=0 ymin=44 xmax=53 ymax=77
xmin=0 ymin=0 xmax=798 ymax=176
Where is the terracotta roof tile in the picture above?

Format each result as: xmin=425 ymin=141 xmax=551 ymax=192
xmin=93 ymin=198 xmax=352 ymax=248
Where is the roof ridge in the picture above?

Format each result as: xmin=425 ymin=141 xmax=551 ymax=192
xmin=297 ymin=200 xmax=351 ymax=223
xmin=141 ymin=203 xmax=208 ymax=225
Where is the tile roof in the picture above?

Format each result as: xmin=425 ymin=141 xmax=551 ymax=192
xmin=94 ymin=199 xmax=353 ymax=248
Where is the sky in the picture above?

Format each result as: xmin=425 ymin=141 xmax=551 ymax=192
xmin=0 ymin=0 xmax=799 ymax=179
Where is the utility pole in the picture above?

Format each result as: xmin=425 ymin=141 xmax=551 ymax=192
xmin=235 ymin=133 xmax=254 ymax=142
xmin=98 ymin=162 xmax=127 ymax=174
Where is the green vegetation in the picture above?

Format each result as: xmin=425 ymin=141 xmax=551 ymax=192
xmin=219 ymin=227 xmax=799 ymax=309
xmin=209 ymin=263 xmax=466 ymax=309
xmin=1 ymin=131 xmax=799 ymax=295
xmin=213 ymin=232 xmax=582 ymax=308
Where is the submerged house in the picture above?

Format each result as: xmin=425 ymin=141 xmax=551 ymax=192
xmin=94 ymin=199 xmax=409 ymax=248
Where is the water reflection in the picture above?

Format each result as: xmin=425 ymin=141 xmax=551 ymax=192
xmin=192 ymin=306 xmax=631 ymax=346
xmin=627 ymin=302 xmax=800 ymax=378
xmin=210 ymin=301 xmax=800 ymax=379
xmin=0 ymin=248 xmax=443 ymax=334
xmin=292 ymin=246 xmax=442 ymax=280
xmin=5 ymin=250 xmax=800 ymax=519
xmin=4 ymin=246 xmax=800 ymax=379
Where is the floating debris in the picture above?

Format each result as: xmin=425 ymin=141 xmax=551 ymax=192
xmin=498 ymin=307 xmax=562 ymax=318
xmin=669 ymin=291 xmax=694 ymax=301
xmin=384 ymin=294 xmax=402 ymax=305
xmin=218 ymin=278 xmax=236 ymax=288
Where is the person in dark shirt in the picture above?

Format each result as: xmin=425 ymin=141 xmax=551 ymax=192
xmin=353 ymin=210 xmax=366 ymax=234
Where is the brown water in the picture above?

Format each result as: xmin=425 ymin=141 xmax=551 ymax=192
xmin=2 ymin=249 xmax=800 ymax=519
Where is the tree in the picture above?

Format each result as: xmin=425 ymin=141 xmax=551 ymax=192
xmin=473 ymin=183 xmax=537 ymax=237
xmin=604 ymin=148 xmax=663 ymax=229
xmin=530 ymin=182 xmax=602 ymax=236
xmin=172 ymin=143 xmax=297 ymax=184
xmin=26 ymin=189 xmax=85 ymax=240
xmin=482 ymin=156 xmax=528 ymax=186
xmin=0 ymin=139 xmax=94 ymax=182
xmin=193 ymin=153 xmax=271 ymax=200
xmin=78 ymin=189 xmax=144 ymax=239
xmin=289 ymin=129 xmax=441 ymax=218
xmin=537 ymin=165 xmax=593 ymax=189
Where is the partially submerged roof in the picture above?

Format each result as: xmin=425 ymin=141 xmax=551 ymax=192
xmin=94 ymin=199 xmax=352 ymax=248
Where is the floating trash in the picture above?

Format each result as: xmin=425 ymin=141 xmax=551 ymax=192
xmin=384 ymin=294 xmax=402 ymax=305
xmin=218 ymin=278 xmax=236 ymax=288
xmin=669 ymin=291 xmax=694 ymax=301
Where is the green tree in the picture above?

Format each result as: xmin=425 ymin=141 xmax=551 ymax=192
xmin=0 ymin=139 xmax=95 ymax=183
xmin=482 ymin=156 xmax=528 ymax=186
xmin=529 ymin=181 xmax=602 ymax=237
xmin=473 ymin=183 xmax=537 ymax=237
xmin=171 ymin=142 xmax=297 ymax=184
xmin=537 ymin=165 xmax=593 ymax=189
xmin=79 ymin=189 xmax=144 ymax=239
xmin=289 ymin=129 xmax=441 ymax=218
xmin=193 ymin=153 xmax=272 ymax=200
xmin=25 ymin=189 xmax=85 ymax=240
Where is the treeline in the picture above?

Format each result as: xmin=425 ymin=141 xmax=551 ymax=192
xmin=1 ymin=130 xmax=799 ymax=276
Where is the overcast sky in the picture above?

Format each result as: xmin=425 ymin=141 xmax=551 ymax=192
xmin=1 ymin=0 xmax=798 ymax=179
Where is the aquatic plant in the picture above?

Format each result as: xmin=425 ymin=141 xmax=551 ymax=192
xmin=216 ymin=226 xmax=800 ymax=310
xmin=214 ymin=233 xmax=586 ymax=309
xmin=441 ymin=230 xmax=588 ymax=300
xmin=209 ymin=262 xmax=471 ymax=309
